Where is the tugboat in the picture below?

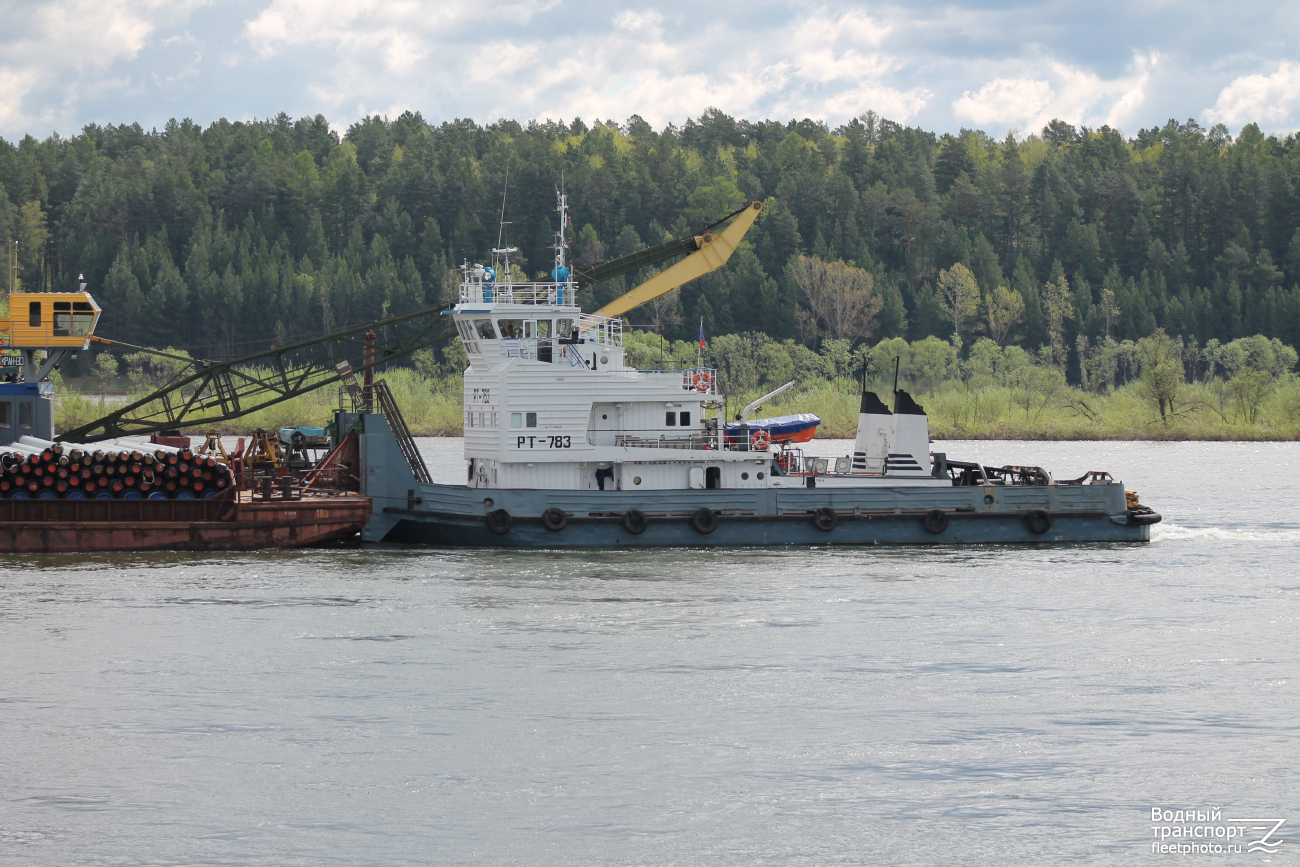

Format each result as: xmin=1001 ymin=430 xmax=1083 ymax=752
xmin=353 ymin=192 xmax=1160 ymax=547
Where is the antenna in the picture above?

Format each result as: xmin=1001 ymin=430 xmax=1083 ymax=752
xmin=495 ymin=167 xmax=510 ymax=251
xmin=554 ymin=171 xmax=569 ymax=274
xmin=490 ymin=167 xmax=517 ymax=284
xmin=892 ymin=356 xmax=900 ymax=412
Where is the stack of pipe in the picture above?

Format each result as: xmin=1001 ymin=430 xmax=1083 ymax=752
xmin=0 ymin=436 xmax=235 ymax=500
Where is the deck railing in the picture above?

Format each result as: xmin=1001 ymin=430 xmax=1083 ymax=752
xmin=459 ymin=280 xmax=576 ymax=306
xmin=584 ymin=424 xmax=735 ymax=451
xmin=577 ymin=313 xmax=622 ymax=346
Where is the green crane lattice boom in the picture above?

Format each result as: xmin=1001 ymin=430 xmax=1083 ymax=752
xmin=65 ymin=304 xmax=456 ymax=442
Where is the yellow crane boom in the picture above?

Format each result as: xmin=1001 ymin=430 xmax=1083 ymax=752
xmin=593 ymin=201 xmax=763 ymax=319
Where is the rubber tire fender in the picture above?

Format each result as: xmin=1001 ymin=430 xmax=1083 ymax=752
xmin=691 ymin=508 xmax=719 ymax=534
xmin=541 ymin=507 xmax=568 ymax=532
xmin=923 ymin=509 xmax=948 ymax=535
xmin=812 ymin=506 xmax=838 ymax=532
xmin=621 ymin=509 xmax=649 ymax=535
xmin=485 ymin=508 xmax=513 ymax=535
xmin=1127 ymin=507 xmax=1162 ymax=526
xmin=1026 ymin=509 xmax=1052 ymax=535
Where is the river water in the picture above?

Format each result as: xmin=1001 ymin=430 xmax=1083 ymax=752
xmin=1 ymin=439 xmax=1296 ymax=865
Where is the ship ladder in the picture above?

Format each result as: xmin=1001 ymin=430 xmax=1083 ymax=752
xmin=373 ymin=379 xmax=432 ymax=484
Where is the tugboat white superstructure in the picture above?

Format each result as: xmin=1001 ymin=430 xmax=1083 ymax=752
xmin=357 ymin=192 xmax=1161 ymax=546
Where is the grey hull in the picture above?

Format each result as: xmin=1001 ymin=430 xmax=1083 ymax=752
xmin=357 ymin=415 xmax=1154 ymax=548
xmin=379 ymin=506 xmax=1150 ymax=547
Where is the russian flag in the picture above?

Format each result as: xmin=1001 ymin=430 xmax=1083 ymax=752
xmin=698 ymin=317 xmax=706 ymax=349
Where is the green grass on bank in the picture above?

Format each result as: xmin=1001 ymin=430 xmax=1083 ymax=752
xmin=54 ymin=369 xmax=466 ymax=439
xmin=775 ymin=378 xmax=1300 ymax=441
xmin=54 ymin=368 xmax=1300 ymax=441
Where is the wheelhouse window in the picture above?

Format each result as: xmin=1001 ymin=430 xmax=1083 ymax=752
xmin=73 ymin=302 xmax=95 ymax=336
xmin=474 ymin=319 xmax=496 ymax=340
xmin=457 ymin=320 xmax=480 ymax=354
xmin=53 ymin=302 xmax=72 ymax=337
xmin=535 ymin=320 xmax=552 ymax=338
xmin=497 ymin=319 xmax=526 ymax=339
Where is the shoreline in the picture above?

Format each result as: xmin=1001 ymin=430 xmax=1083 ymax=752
xmin=54 ymin=372 xmax=1300 ymax=444
xmin=51 ymin=421 xmax=1300 ymax=444
xmin=394 ymin=431 xmax=1300 ymax=443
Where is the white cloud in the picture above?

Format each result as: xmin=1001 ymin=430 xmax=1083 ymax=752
xmin=243 ymin=0 xmax=554 ymax=58
xmin=4 ymin=0 xmax=1300 ymax=140
xmin=0 ymin=0 xmax=206 ymax=130
xmin=1100 ymin=52 xmax=1159 ymax=129
xmin=953 ymin=78 xmax=1053 ymax=127
xmin=1205 ymin=62 xmax=1300 ymax=128
xmin=952 ymin=52 xmax=1158 ymax=133
xmin=236 ymin=4 xmax=927 ymax=129
xmin=0 ymin=67 xmax=41 ymax=131
xmin=612 ymin=10 xmax=662 ymax=33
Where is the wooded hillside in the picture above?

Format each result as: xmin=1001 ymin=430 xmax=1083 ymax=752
xmin=4 ymin=110 xmax=1300 ymax=383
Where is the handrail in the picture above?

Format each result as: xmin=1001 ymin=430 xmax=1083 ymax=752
xmin=373 ymin=379 xmax=431 ymax=484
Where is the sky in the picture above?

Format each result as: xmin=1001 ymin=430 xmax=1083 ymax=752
xmin=2 ymin=0 xmax=1299 ymax=142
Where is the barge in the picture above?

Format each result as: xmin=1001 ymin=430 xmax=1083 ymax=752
xmin=0 ymin=489 xmax=371 ymax=553
xmin=0 ymin=286 xmax=371 ymax=553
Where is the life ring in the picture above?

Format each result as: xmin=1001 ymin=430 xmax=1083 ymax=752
xmin=750 ymin=429 xmax=771 ymax=451
xmin=622 ymin=509 xmax=649 ymax=535
xmin=691 ymin=507 xmax=718 ymax=534
xmin=812 ymin=506 xmax=838 ymax=532
xmin=923 ymin=509 xmax=948 ymax=535
xmin=1026 ymin=509 xmax=1052 ymax=535
xmin=541 ymin=507 xmax=568 ymax=532
xmin=693 ymin=371 xmax=712 ymax=392
xmin=485 ymin=508 xmax=513 ymax=535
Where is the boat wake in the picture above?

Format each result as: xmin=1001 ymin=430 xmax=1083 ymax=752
xmin=1153 ymin=523 xmax=1300 ymax=543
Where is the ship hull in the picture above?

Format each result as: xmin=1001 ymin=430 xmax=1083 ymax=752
xmin=367 ymin=482 xmax=1153 ymax=547
xmin=355 ymin=416 xmax=1156 ymax=549
xmin=380 ymin=507 xmax=1150 ymax=547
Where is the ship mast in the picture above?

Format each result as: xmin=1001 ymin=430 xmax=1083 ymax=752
xmin=490 ymin=168 xmax=516 ymax=287
xmin=552 ymin=181 xmax=573 ymax=305
xmin=554 ymin=182 xmax=569 ymax=276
